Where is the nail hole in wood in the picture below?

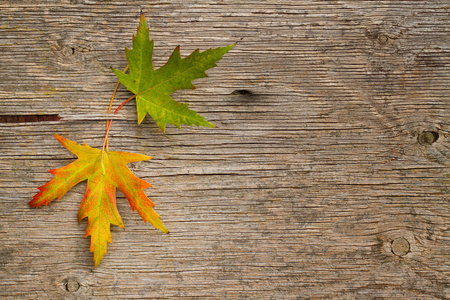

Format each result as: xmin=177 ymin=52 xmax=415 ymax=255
xmin=391 ymin=237 xmax=410 ymax=256
xmin=231 ymin=89 xmax=253 ymax=96
xmin=418 ymin=131 xmax=439 ymax=145
xmin=65 ymin=279 xmax=80 ymax=292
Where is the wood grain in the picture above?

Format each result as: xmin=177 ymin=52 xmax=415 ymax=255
xmin=1 ymin=1 xmax=449 ymax=299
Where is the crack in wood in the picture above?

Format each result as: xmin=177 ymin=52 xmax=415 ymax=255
xmin=0 ymin=114 xmax=61 ymax=123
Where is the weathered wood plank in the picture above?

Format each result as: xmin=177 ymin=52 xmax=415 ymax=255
xmin=1 ymin=1 xmax=449 ymax=299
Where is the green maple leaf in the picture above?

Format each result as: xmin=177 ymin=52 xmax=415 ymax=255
xmin=112 ymin=15 xmax=234 ymax=132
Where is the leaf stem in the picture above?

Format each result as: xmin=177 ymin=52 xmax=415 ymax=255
xmin=113 ymin=94 xmax=136 ymax=114
xmin=102 ymin=65 xmax=129 ymax=170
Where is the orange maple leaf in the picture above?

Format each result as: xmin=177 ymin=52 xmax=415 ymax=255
xmin=30 ymin=134 xmax=168 ymax=267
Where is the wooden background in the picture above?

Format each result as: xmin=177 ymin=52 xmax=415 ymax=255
xmin=1 ymin=1 xmax=449 ymax=299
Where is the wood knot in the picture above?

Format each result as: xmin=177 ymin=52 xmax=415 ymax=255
xmin=391 ymin=237 xmax=410 ymax=256
xmin=377 ymin=33 xmax=389 ymax=44
xmin=418 ymin=131 xmax=439 ymax=145
xmin=61 ymin=46 xmax=76 ymax=57
xmin=65 ymin=278 xmax=80 ymax=292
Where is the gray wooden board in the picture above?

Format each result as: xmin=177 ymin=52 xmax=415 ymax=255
xmin=0 ymin=1 xmax=449 ymax=299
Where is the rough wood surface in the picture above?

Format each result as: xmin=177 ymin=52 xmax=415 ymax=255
xmin=1 ymin=1 xmax=449 ymax=299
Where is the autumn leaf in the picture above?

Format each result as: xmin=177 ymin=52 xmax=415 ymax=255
xmin=112 ymin=14 xmax=234 ymax=132
xmin=30 ymin=13 xmax=232 ymax=267
xmin=30 ymin=134 xmax=168 ymax=267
